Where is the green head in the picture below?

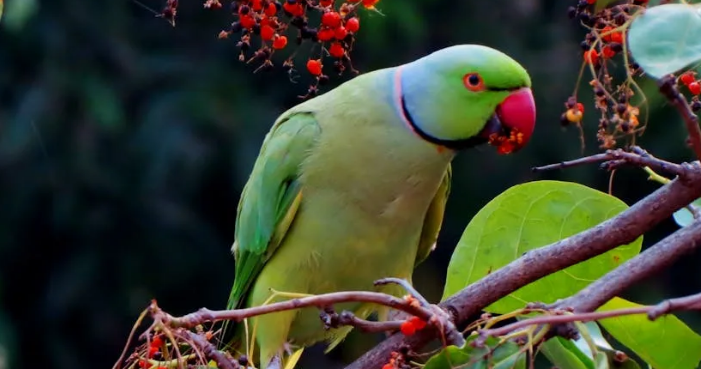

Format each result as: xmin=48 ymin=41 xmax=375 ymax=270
xmin=397 ymin=44 xmax=536 ymax=154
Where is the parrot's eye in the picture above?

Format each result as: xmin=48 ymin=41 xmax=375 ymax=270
xmin=463 ymin=73 xmax=485 ymax=92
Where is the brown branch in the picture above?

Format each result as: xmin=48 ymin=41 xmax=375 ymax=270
xmin=554 ymin=218 xmax=701 ymax=312
xmin=479 ymin=290 xmax=701 ymax=340
xmin=320 ymin=309 xmax=403 ymax=333
xmin=183 ymin=331 xmax=239 ymax=369
xmin=161 ymin=291 xmax=430 ymax=329
xmin=658 ymin=75 xmax=701 ymax=160
xmin=149 ymin=284 xmax=463 ymax=349
xmin=345 ymin=162 xmax=701 ymax=369
xmin=375 ymin=278 xmax=431 ymax=307
xmin=532 ymin=146 xmax=685 ymax=177
xmin=648 ymin=291 xmax=701 ymax=319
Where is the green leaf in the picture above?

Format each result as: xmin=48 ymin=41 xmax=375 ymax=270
xmin=442 ymin=180 xmax=643 ymax=313
xmin=542 ymin=322 xmax=642 ymax=369
xmin=597 ymin=297 xmax=701 ymax=369
xmin=673 ymin=198 xmax=701 ymax=227
xmin=0 ymin=0 xmax=3 ymax=23
xmin=578 ymin=321 xmax=642 ymax=369
xmin=423 ymin=336 xmax=525 ymax=369
xmin=628 ymin=3 xmax=701 ymax=79
xmin=541 ymin=337 xmax=594 ymax=369
xmin=594 ymin=352 xmax=610 ymax=369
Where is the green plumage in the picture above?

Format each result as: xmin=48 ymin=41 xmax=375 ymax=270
xmin=224 ymin=45 xmax=533 ymax=369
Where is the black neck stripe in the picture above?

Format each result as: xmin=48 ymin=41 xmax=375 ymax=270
xmin=399 ymin=93 xmax=488 ymax=151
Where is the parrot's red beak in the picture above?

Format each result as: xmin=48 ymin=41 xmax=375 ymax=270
xmin=480 ymin=88 xmax=536 ymax=155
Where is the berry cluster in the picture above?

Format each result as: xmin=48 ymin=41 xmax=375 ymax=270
xmin=678 ymin=71 xmax=701 ymax=112
xmin=125 ymin=329 xmax=219 ymax=369
xmin=487 ymin=130 xmax=526 ymax=155
xmin=135 ymin=335 xmax=168 ymax=369
xmin=399 ymin=315 xmax=427 ymax=336
xmin=204 ymin=0 xmax=377 ymax=98
xmin=562 ymin=0 xmax=701 ymax=151
xmin=562 ymin=0 xmax=651 ymax=150
xmin=381 ymin=350 xmax=411 ymax=369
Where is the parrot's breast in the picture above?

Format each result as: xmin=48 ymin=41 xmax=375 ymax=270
xmin=246 ymin=71 xmax=454 ymax=358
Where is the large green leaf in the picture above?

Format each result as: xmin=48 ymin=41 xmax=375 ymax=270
xmin=628 ymin=3 xmax=701 ymax=79
xmin=423 ymin=336 xmax=525 ymax=369
xmin=673 ymin=198 xmax=701 ymax=227
xmin=597 ymin=297 xmax=701 ymax=369
xmin=442 ymin=180 xmax=643 ymax=313
xmin=541 ymin=321 xmax=641 ymax=369
xmin=541 ymin=337 xmax=594 ymax=369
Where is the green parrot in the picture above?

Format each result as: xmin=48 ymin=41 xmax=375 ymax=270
xmin=224 ymin=44 xmax=536 ymax=369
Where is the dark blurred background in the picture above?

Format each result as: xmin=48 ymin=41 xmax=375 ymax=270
xmin=1 ymin=0 xmax=700 ymax=368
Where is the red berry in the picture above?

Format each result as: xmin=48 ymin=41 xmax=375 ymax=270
xmin=138 ymin=360 xmax=149 ymax=368
xmin=283 ymin=2 xmax=303 ymax=16
xmin=382 ymin=365 xmax=393 ymax=369
xmin=345 ymin=17 xmax=360 ymax=32
xmin=334 ymin=26 xmax=348 ymax=40
xmin=689 ymin=81 xmax=701 ymax=95
xmin=317 ymin=28 xmax=334 ymax=42
xmin=602 ymin=45 xmax=615 ymax=59
xmin=320 ymin=0 xmax=333 ymax=6
xmin=680 ymin=71 xmax=696 ymax=85
xmin=610 ymin=31 xmax=623 ymax=44
xmin=252 ymin=0 xmax=263 ymax=12
xmin=147 ymin=346 xmax=159 ymax=358
xmin=576 ymin=102 xmax=584 ymax=113
xmin=306 ymin=59 xmax=323 ymax=76
xmin=362 ymin=0 xmax=379 ymax=8
xmin=150 ymin=336 xmax=163 ymax=348
xmin=587 ymin=0 xmax=595 ymax=3
xmin=408 ymin=316 xmax=427 ymax=330
xmin=272 ymin=35 xmax=288 ymax=49
xmin=240 ymin=15 xmax=256 ymax=29
xmin=583 ymin=49 xmax=599 ymax=65
xmin=329 ymin=42 xmax=344 ymax=58
xmin=400 ymin=321 xmax=416 ymax=336
xmin=322 ymin=11 xmax=342 ymax=28
xmin=265 ymin=2 xmax=277 ymax=16
xmin=260 ymin=25 xmax=275 ymax=40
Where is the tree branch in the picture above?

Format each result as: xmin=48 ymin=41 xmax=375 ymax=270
xmin=161 ymin=291 xmax=430 ymax=329
xmin=658 ymin=75 xmax=701 ymax=160
xmin=478 ymin=290 xmax=701 ymax=340
xmin=554 ymin=218 xmax=701 ymax=312
xmin=532 ymin=147 xmax=685 ymax=176
xmin=183 ymin=331 xmax=239 ymax=369
xmin=345 ymin=162 xmax=701 ymax=369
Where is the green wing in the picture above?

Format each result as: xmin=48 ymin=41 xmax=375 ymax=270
xmin=226 ymin=112 xmax=321 ymax=314
xmin=414 ymin=164 xmax=452 ymax=267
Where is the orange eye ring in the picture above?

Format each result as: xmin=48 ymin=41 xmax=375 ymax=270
xmin=463 ymin=73 xmax=485 ymax=92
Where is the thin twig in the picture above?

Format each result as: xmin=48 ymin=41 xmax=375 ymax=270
xmin=658 ymin=75 xmax=701 ymax=160
xmin=375 ymin=278 xmax=430 ymax=307
xmin=320 ymin=309 xmax=403 ymax=333
xmin=479 ymin=290 xmax=701 ymax=340
xmin=648 ymin=291 xmax=701 ymax=319
xmin=183 ymin=331 xmax=239 ymax=369
xmin=157 ymin=290 xmax=430 ymax=328
xmin=532 ymin=147 xmax=685 ymax=177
